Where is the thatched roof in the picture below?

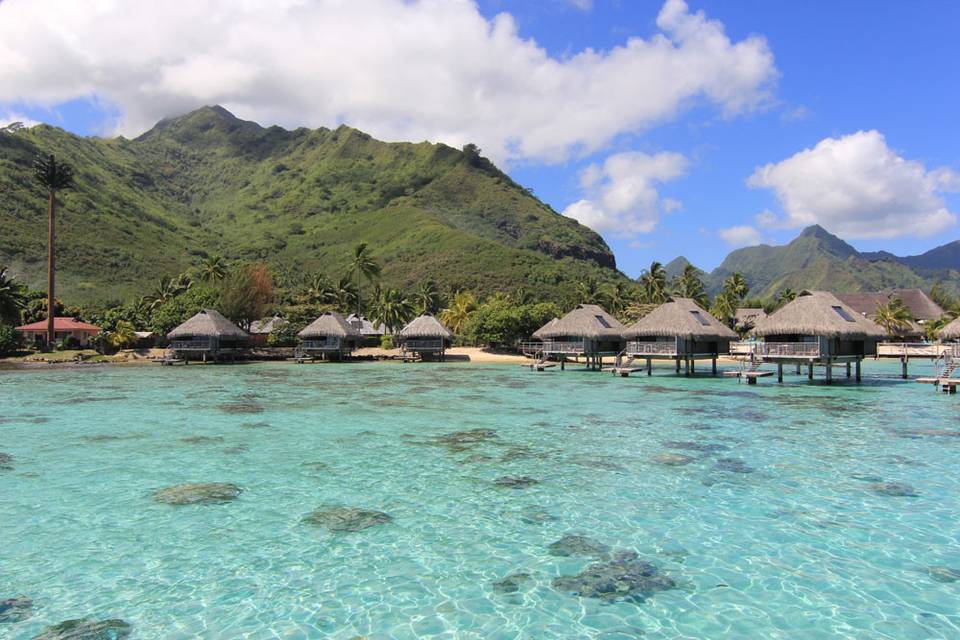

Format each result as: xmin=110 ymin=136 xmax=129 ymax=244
xmin=346 ymin=314 xmax=386 ymax=336
xmin=938 ymin=316 xmax=960 ymax=341
xmin=399 ymin=313 xmax=454 ymax=339
xmin=534 ymin=304 xmax=624 ymax=340
xmin=249 ymin=316 xmax=287 ymax=334
xmin=531 ymin=317 xmax=559 ymax=340
xmin=298 ymin=311 xmax=361 ymax=339
xmin=751 ymin=291 xmax=885 ymax=339
xmin=624 ymin=298 xmax=737 ymax=340
xmin=167 ymin=309 xmax=248 ymax=340
xmin=835 ymin=289 xmax=945 ymax=322
xmin=734 ymin=308 xmax=767 ymax=327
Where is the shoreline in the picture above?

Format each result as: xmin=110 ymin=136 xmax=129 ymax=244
xmin=0 ymin=348 xmax=753 ymax=371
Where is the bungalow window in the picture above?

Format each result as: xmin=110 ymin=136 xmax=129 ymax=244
xmin=595 ymin=315 xmax=612 ymax=328
xmin=689 ymin=310 xmax=710 ymax=326
xmin=832 ymin=305 xmax=856 ymax=322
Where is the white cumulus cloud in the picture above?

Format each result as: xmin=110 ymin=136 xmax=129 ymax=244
xmin=562 ymin=151 xmax=688 ymax=236
xmin=718 ymin=225 xmax=761 ymax=247
xmin=0 ymin=0 xmax=776 ymax=164
xmin=748 ymin=130 xmax=958 ymax=239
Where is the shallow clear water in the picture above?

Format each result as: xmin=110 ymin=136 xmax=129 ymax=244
xmin=2 ymin=360 xmax=959 ymax=639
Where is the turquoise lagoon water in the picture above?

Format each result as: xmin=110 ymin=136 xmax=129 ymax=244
xmin=1 ymin=360 xmax=959 ymax=639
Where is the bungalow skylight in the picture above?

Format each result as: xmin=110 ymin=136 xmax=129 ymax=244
xmin=595 ymin=315 xmax=612 ymax=328
xmin=689 ymin=310 xmax=711 ymax=326
xmin=832 ymin=305 xmax=856 ymax=322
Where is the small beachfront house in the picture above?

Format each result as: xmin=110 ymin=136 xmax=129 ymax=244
xmin=248 ymin=316 xmax=287 ymax=346
xmin=398 ymin=313 xmax=454 ymax=361
xmin=296 ymin=311 xmax=361 ymax=360
xmin=750 ymin=291 xmax=885 ymax=382
xmin=532 ymin=304 xmax=624 ymax=370
xmin=15 ymin=317 xmax=101 ymax=348
xmin=167 ymin=309 xmax=249 ymax=362
xmin=346 ymin=314 xmax=386 ymax=346
xmin=623 ymin=297 xmax=737 ymax=375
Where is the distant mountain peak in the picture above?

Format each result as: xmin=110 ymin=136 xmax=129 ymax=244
xmin=794 ymin=224 xmax=857 ymax=258
xmin=136 ymin=104 xmax=264 ymax=143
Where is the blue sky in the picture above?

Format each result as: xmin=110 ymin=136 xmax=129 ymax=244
xmin=2 ymin=0 xmax=958 ymax=277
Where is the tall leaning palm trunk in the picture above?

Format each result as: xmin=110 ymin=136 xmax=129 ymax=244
xmin=34 ymin=155 xmax=74 ymax=348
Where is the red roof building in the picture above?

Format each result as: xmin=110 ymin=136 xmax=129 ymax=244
xmin=16 ymin=317 xmax=102 ymax=347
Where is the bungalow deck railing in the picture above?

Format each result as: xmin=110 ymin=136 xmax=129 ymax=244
xmin=541 ymin=340 xmax=587 ymax=354
xmin=624 ymin=340 xmax=678 ymax=356
xmin=402 ymin=339 xmax=446 ymax=352
xmin=518 ymin=342 xmax=543 ymax=356
xmin=299 ymin=338 xmax=343 ymax=351
xmin=877 ymin=342 xmax=951 ymax=358
xmin=751 ymin=342 xmax=821 ymax=358
xmin=169 ymin=338 xmax=216 ymax=351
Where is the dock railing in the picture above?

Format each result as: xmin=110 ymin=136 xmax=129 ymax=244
xmin=625 ymin=340 xmax=678 ymax=356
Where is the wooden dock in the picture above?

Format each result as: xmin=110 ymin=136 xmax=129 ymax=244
xmin=724 ymin=370 xmax=774 ymax=384
xmin=916 ymin=377 xmax=960 ymax=393
xmin=521 ymin=361 xmax=556 ymax=371
xmin=604 ymin=366 xmax=644 ymax=377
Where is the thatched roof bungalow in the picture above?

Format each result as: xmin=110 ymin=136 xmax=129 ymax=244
xmin=623 ymin=298 xmax=736 ymax=373
xmin=167 ymin=310 xmax=249 ymax=361
xmin=533 ymin=304 xmax=624 ymax=369
xmin=248 ymin=315 xmax=288 ymax=346
xmin=398 ymin=313 xmax=454 ymax=360
xmin=751 ymin=291 xmax=884 ymax=380
xmin=297 ymin=311 xmax=361 ymax=359
xmin=836 ymin=289 xmax=944 ymax=339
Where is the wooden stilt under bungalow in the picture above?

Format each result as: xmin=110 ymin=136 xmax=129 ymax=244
xmin=748 ymin=291 xmax=885 ymax=384
xmin=621 ymin=297 xmax=737 ymax=377
xmin=296 ymin=311 xmax=361 ymax=361
xmin=530 ymin=304 xmax=624 ymax=371
xmin=166 ymin=309 xmax=249 ymax=363
xmin=398 ymin=314 xmax=453 ymax=362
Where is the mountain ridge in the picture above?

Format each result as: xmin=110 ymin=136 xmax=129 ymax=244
xmin=0 ymin=106 xmax=621 ymax=306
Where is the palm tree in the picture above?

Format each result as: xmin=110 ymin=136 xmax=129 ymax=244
xmin=440 ymin=290 xmax=477 ymax=334
xmin=413 ymin=281 xmax=441 ymax=315
xmin=874 ymin=297 xmax=913 ymax=337
xmin=777 ymin=288 xmax=797 ymax=306
xmin=349 ymin=242 xmax=381 ymax=316
xmin=723 ymin=273 xmax=749 ymax=301
xmin=146 ymin=275 xmax=191 ymax=310
xmin=304 ymin=274 xmax=334 ymax=305
xmin=108 ymin=320 xmax=138 ymax=350
xmin=198 ymin=255 xmax=227 ymax=282
xmin=372 ymin=288 xmax=415 ymax=333
xmin=330 ymin=276 xmax=358 ymax=313
xmin=672 ymin=264 xmax=708 ymax=307
xmin=710 ymin=291 xmax=738 ymax=325
xmin=34 ymin=154 xmax=74 ymax=347
xmin=639 ymin=261 xmax=668 ymax=304
xmin=0 ymin=267 xmax=27 ymax=325
xmin=575 ymin=277 xmax=608 ymax=306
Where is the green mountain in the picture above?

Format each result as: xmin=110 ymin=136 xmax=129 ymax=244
xmin=0 ymin=106 xmax=620 ymax=307
xmin=707 ymin=225 xmax=958 ymax=298
xmin=663 ymin=256 xmax=692 ymax=280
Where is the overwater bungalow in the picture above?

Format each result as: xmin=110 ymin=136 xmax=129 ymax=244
xmin=346 ymin=313 xmax=386 ymax=346
xmin=296 ymin=311 xmax=361 ymax=360
xmin=398 ymin=313 xmax=454 ymax=361
xmin=938 ymin=317 xmax=960 ymax=343
xmin=166 ymin=309 xmax=249 ymax=362
xmin=622 ymin=297 xmax=737 ymax=376
xmin=750 ymin=291 xmax=885 ymax=383
xmin=836 ymin=289 xmax=944 ymax=340
xmin=532 ymin=304 xmax=624 ymax=370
